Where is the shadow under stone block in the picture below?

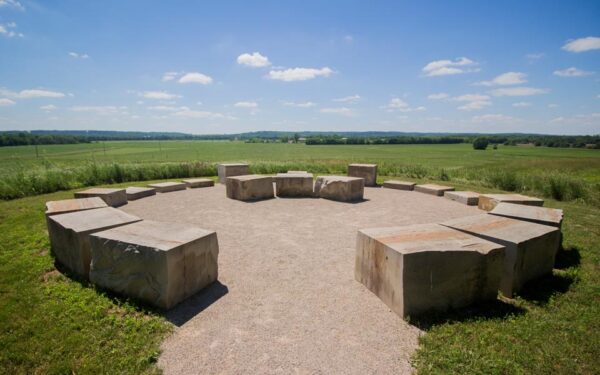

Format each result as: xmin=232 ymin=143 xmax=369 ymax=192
xmin=74 ymin=188 xmax=127 ymax=207
xmin=315 ymin=176 xmax=364 ymax=202
xmin=226 ymin=175 xmax=274 ymax=201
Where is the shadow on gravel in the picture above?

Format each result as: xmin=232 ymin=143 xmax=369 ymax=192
xmin=165 ymin=281 xmax=229 ymax=326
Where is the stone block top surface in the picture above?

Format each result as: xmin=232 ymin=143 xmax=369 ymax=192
xmin=349 ymin=163 xmax=377 ymax=168
xmin=276 ymin=172 xmax=313 ymax=178
xmin=218 ymin=163 xmax=248 ymax=167
xmin=148 ymin=182 xmax=186 ymax=188
xmin=126 ymin=187 xmax=155 ymax=194
xmin=76 ymin=187 xmax=125 ymax=195
xmin=317 ymin=175 xmax=363 ymax=182
xmin=45 ymin=197 xmax=108 ymax=216
xmin=182 ymin=178 xmax=213 ymax=183
xmin=287 ymin=170 xmax=308 ymax=174
xmin=50 ymin=207 xmax=141 ymax=233
xmin=490 ymin=203 xmax=563 ymax=225
xmin=417 ymin=184 xmax=454 ymax=190
xmin=227 ymin=174 xmax=272 ymax=181
xmin=384 ymin=180 xmax=415 ymax=185
xmin=445 ymin=191 xmax=480 ymax=198
xmin=480 ymin=193 xmax=544 ymax=204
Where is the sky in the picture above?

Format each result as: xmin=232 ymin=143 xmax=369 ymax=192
xmin=0 ymin=0 xmax=599 ymax=135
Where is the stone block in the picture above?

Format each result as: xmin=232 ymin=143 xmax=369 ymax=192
xmin=315 ymin=176 xmax=364 ymax=202
xmin=287 ymin=170 xmax=308 ymax=174
xmin=444 ymin=191 xmax=480 ymax=206
xmin=89 ymin=220 xmax=219 ymax=309
xmin=147 ymin=182 xmax=187 ymax=193
xmin=347 ymin=163 xmax=378 ymax=187
xmin=182 ymin=178 xmax=215 ymax=188
xmin=478 ymin=193 xmax=544 ymax=211
xmin=414 ymin=184 xmax=455 ymax=196
xmin=355 ymin=223 xmax=505 ymax=318
xmin=126 ymin=187 xmax=156 ymax=200
xmin=217 ymin=163 xmax=250 ymax=184
xmin=74 ymin=188 xmax=127 ymax=207
xmin=45 ymin=197 xmax=107 ymax=217
xmin=274 ymin=173 xmax=314 ymax=197
xmin=226 ymin=175 xmax=274 ymax=201
xmin=382 ymin=180 xmax=415 ymax=191
xmin=47 ymin=207 xmax=141 ymax=278
xmin=442 ymin=214 xmax=561 ymax=297
xmin=490 ymin=203 xmax=563 ymax=228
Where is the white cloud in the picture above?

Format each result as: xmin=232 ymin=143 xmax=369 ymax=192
xmin=320 ymin=107 xmax=355 ymax=116
xmin=453 ymin=94 xmax=490 ymax=102
xmin=0 ymin=0 xmax=24 ymax=11
xmin=282 ymin=101 xmax=316 ymax=108
xmin=489 ymin=87 xmax=548 ymax=97
xmin=550 ymin=113 xmax=600 ymax=126
xmin=69 ymin=106 xmax=125 ymax=115
xmin=476 ymin=72 xmax=527 ymax=86
xmin=427 ymin=93 xmax=449 ymax=100
xmin=268 ymin=67 xmax=333 ymax=82
xmin=451 ymin=94 xmax=491 ymax=111
xmin=512 ymin=102 xmax=531 ymax=108
xmin=472 ymin=114 xmax=514 ymax=123
xmin=562 ymin=37 xmax=600 ymax=53
xmin=526 ymin=53 xmax=544 ymax=62
xmin=0 ymin=88 xmax=66 ymax=99
xmin=147 ymin=105 xmax=189 ymax=112
xmin=457 ymin=101 xmax=491 ymax=111
xmin=383 ymin=98 xmax=426 ymax=112
xmin=178 ymin=72 xmax=213 ymax=85
xmin=234 ymin=101 xmax=258 ymax=108
xmin=237 ymin=52 xmax=271 ymax=68
xmin=140 ymin=91 xmax=181 ymax=100
xmin=333 ymin=94 xmax=360 ymax=103
xmin=553 ymin=67 xmax=594 ymax=77
xmin=422 ymin=57 xmax=478 ymax=77
xmin=0 ymin=98 xmax=15 ymax=106
xmin=69 ymin=52 xmax=89 ymax=59
xmin=173 ymin=109 xmax=233 ymax=120
xmin=0 ymin=22 xmax=23 ymax=38
xmin=40 ymin=104 xmax=57 ymax=111
xmin=162 ymin=72 xmax=178 ymax=81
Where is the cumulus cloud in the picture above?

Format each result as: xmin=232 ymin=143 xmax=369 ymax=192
xmin=562 ymin=37 xmax=600 ymax=53
xmin=178 ymin=72 xmax=213 ymax=85
xmin=282 ymin=101 xmax=316 ymax=108
xmin=553 ymin=67 xmax=594 ymax=77
xmin=268 ymin=67 xmax=333 ymax=82
xmin=237 ymin=52 xmax=271 ymax=68
xmin=173 ymin=109 xmax=234 ymax=120
xmin=383 ymin=98 xmax=426 ymax=112
xmin=0 ymin=88 xmax=66 ymax=99
xmin=234 ymin=101 xmax=258 ymax=108
xmin=40 ymin=104 xmax=57 ymax=111
xmin=69 ymin=106 xmax=126 ymax=115
xmin=512 ymin=102 xmax=531 ymax=108
xmin=472 ymin=114 xmax=514 ymax=123
xmin=489 ymin=87 xmax=548 ymax=97
xmin=0 ymin=0 xmax=24 ymax=10
xmin=320 ymin=107 xmax=355 ymax=116
xmin=147 ymin=105 xmax=189 ymax=112
xmin=0 ymin=98 xmax=15 ymax=106
xmin=550 ymin=113 xmax=600 ymax=126
xmin=0 ymin=22 xmax=23 ymax=38
xmin=140 ymin=91 xmax=181 ymax=100
xmin=69 ymin=52 xmax=89 ymax=59
xmin=427 ymin=93 xmax=449 ymax=100
xmin=333 ymin=94 xmax=360 ymax=103
xmin=162 ymin=72 xmax=179 ymax=81
xmin=422 ymin=57 xmax=478 ymax=77
xmin=476 ymin=72 xmax=527 ymax=86
xmin=451 ymin=94 xmax=491 ymax=111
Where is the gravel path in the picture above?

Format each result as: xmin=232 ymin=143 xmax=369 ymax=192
xmin=121 ymin=184 xmax=482 ymax=374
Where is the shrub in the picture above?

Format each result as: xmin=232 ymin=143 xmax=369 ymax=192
xmin=473 ymin=138 xmax=489 ymax=150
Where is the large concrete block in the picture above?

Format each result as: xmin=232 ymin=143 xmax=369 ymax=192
xmin=442 ymin=214 xmax=561 ymax=297
xmin=182 ymin=178 xmax=215 ymax=188
xmin=74 ymin=188 xmax=127 ymax=207
xmin=226 ymin=175 xmax=274 ymax=201
xmin=126 ymin=187 xmax=156 ymax=201
xmin=347 ymin=164 xmax=378 ymax=187
xmin=147 ymin=182 xmax=187 ymax=193
xmin=274 ymin=173 xmax=314 ymax=197
xmin=89 ymin=220 xmax=219 ymax=309
xmin=478 ymin=193 xmax=544 ymax=211
xmin=490 ymin=203 xmax=563 ymax=228
xmin=444 ymin=191 xmax=480 ymax=206
xmin=414 ymin=184 xmax=455 ymax=196
xmin=45 ymin=197 xmax=107 ymax=217
xmin=217 ymin=163 xmax=250 ymax=184
xmin=383 ymin=180 xmax=415 ymax=191
xmin=287 ymin=170 xmax=308 ymax=174
xmin=315 ymin=176 xmax=364 ymax=202
xmin=355 ymin=223 xmax=505 ymax=318
xmin=47 ymin=207 xmax=141 ymax=278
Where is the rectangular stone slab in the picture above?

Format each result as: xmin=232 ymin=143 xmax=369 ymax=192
xmin=47 ymin=207 xmax=141 ymax=278
xmin=182 ymin=178 xmax=215 ymax=188
xmin=274 ymin=173 xmax=314 ymax=197
xmin=478 ymin=193 xmax=544 ymax=211
xmin=45 ymin=197 xmax=107 ymax=217
xmin=74 ymin=188 xmax=127 ymax=207
xmin=89 ymin=220 xmax=219 ymax=309
xmin=490 ymin=203 xmax=563 ymax=228
xmin=444 ymin=191 xmax=480 ymax=206
xmin=347 ymin=163 xmax=378 ymax=187
xmin=383 ymin=180 xmax=415 ymax=191
xmin=441 ymin=214 xmax=560 ymax=297
xmin=147 ymin=182 xmax=187 ymax=193
xmin=315 ymin=176 xmax=364 ymax=202
xmin=414 ymin=184 xmax=455 ymax=196
xmin=287 ymin=170 xmax=308 ymax=174
xmin=355 ymin=223 xmax=505 ymax=318
xmin=126 ymin=187 xmax=156 ymax=200
xmin=217 ymin=163 xmax=250 ymax=184
xmin=226 ymin=175 xmax=274 ymax=201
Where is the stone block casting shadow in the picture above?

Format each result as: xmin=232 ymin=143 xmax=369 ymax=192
xmin=165 ymin=281 xmax=229 ymax=327
xmin=554 ymin=245 xmax=581 ymax=269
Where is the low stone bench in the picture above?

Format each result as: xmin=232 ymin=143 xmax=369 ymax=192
xmin=478 ymin=193 xmax=544 ymax=211
xmin=148 ymin=182 xmax=187 ymax=193
xmin=182 ymin=178 xmax=215 ymax=188
xmin=442 ymin=214 xmax=561 ymax=297
xmin=47 ymin=207 xmax=141 ymax=278
xmin=490 ymin=203 xmax=563 ymax=228
xmin=355 ymin=223 xmax=505 ymax=318
xmin=74 ymin=188 xmax=127 ymax=207
xmin=315 ymin=176 xmax=364 ymax=202
xmin=89 ymin=220 xmax=219 ymax=309
xmin=444 ymin=191 xmax=480 ymax=206
xmin=226 ymin=175 xmax=274 ymax=201
xmin=348 ymin=164 xmax=377 ymax=187
xmin=274 ymin=173 xmax=314 ymax=197
xmin=287 ymin=170 xmax=307 ymax=174
xmin=414 ymin=184 xmax=455 ymax=196
xmin=217 ymin=163 xmax=249 ymax=184
xmin=126 ymin=187 xmax=156 ymax=200
xmin=383 ymin=180 xmax=415 ymax=191
xmin=45 ymin=197 xmax=107 ymax=217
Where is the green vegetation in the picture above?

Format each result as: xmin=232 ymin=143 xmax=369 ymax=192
xmin=472 ymin=137 xmax=489 ymax=150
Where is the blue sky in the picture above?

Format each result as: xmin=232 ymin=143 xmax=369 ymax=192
xmin=1 ymin=0 xmax=599 ymax=135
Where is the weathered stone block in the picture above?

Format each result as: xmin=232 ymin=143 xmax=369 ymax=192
xmin=126 ymin=187 xmax=156 ymax=200
xmin=147 ymin=182 xmax=187 ymax=193
xmin=217 ymin=163 xmax=250 ymax=184
xmin=45 ymin=197 xmax=107 ymax=217
xmin=442 ymin=214 xmax=560 ymax=297
xmin=226 ymin=175 xmax=274 ymax=201
xmin=47 ymin=207 xmax=141 ymax=278
xmin=355 ymin=223 xmax=505 ymax=318
xmin=347 ymin=164 xmax=378 ymax=187
xmin=478 ymin=193 xmax=544 ymax=211
xmin=490 ymin=203 xmax=563 ymax=228
xmin=182 ymin=178 xmax=215 ymax=188
xmin=414 ymin=184 xmax=455 ymax=196
xmin=287 ymin=170 xmax=308 ymax=174
xmin=382 ymin=180 xmax=415 ymax=191
xmin=444 ymin=191 xmax=480 ymax=206
xmin=315 ymin=176 xmax=364 ymax=202
xmin=89 ymin=220 xmax=219 ymax=309
xmin=74 ymin=188 xmax=127 ymax=207
xmin=274 ymin=173 xmax=314 ymax=197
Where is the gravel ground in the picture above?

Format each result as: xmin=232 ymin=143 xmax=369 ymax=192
xmin=121 ymin=184 xmax=482 ymax=374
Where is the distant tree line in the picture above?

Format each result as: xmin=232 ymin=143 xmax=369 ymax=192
xmin=0 ymin=132 xmax=91 ymax=147
xmin=306 ymin=136 xmax=466 ymax=145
